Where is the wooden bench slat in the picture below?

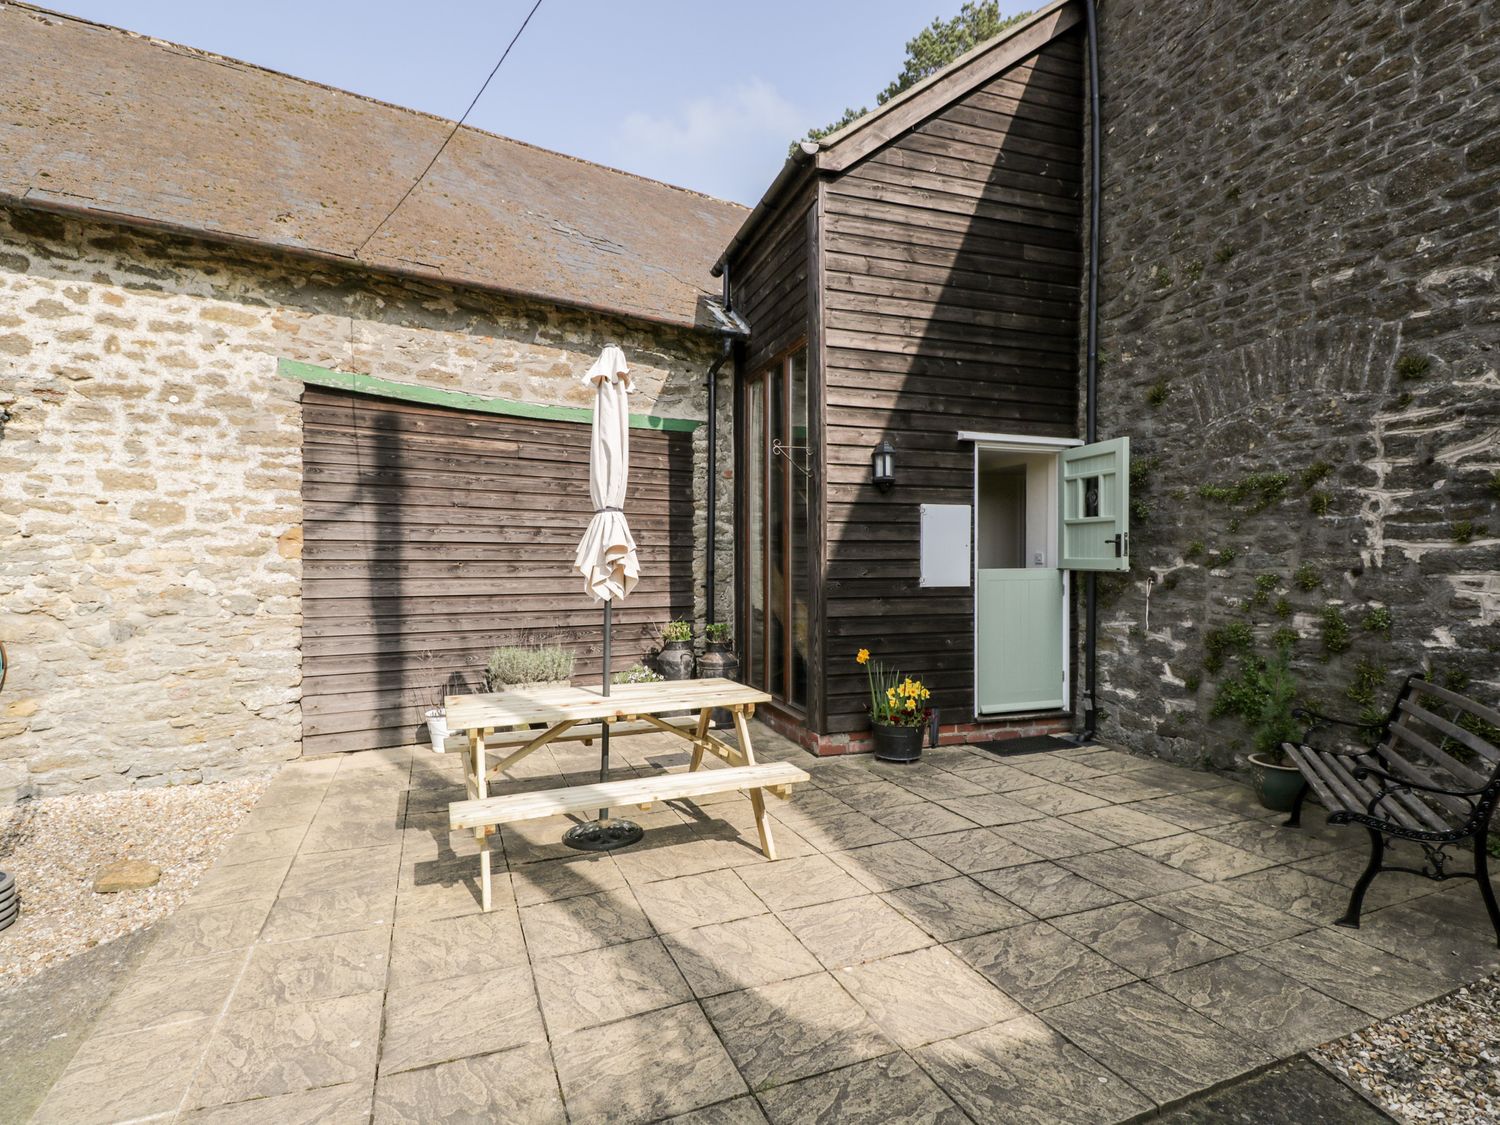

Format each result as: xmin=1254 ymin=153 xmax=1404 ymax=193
xmin=1411 ymin=678 xmax=1500 ymax=732
xmin=450 ymin=763 xmax=810 ymax=830
xmin=1382 ymin=721 xmax=1489 ymax=806
xmin=1397 ymin=699 xmax=1500 ymax=769
xmin=1289 ymin=747 xmax=1432 ymax=834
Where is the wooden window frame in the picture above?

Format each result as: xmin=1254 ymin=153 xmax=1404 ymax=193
xmin=741 ymin=339 xmax=809 ymax=714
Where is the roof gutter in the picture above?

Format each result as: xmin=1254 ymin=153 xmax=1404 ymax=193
xmin=0 ymin=190 xmax=721 ymax=337
xmin=710 ymin=142 xmax=819 ymax=278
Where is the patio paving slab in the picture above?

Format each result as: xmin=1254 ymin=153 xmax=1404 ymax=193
xmin=532 ymin=935 xmax=692 ymax=1035
xmin=381 ymin=966 xmax=542 ymax=1074
xmin=231 ymin=927 xmax=390 ymax=1011
xmin=866 ymin=799 xmax=979 ymax=838
xmin=702 ymin=972 xmax=895 ymax=1090
xmin=881 ymin=875 xmax=1033 ymax=942
xmin=186 ymin=991 xmax=383 ymax=1110
xmin=664 ymin=1096 xmax=771 ymax=1124
xmin=1245 ymin=925 xmax=1453 ymax=1018
xmin=1053 ymin=902 xmax=1233 ymax=977
xmin=517 ymin=885 xmax=653 ymax=959
xmin=1129 ymin=792 xmax=1252 ymax=831
xmin=757 ymin=1052 xmax=966 ymax=1124
xmin=32 ymin=1014 xmax=210 ymax=1124
xmin=187 ymin=1081 xmax=374 ymax=1124
xmin=1153 ymin=1055 xmax=1395 ymax=1124
xmin=736 ymin=853 xmax=866 ymax=911
xmin=554 ymin=1000 xmax=748 ymax=1120
xmin=990 ymin=815 xmax=1117 ymax=858
xmin=373 ymin=1042 xmax=564 ymax=1125
xmin=1131 ymin=830 xmax=1277 ymax=881
xmin=909 ymin=825 xmax=1041 ymax=872
xmin=634 ymin=867 xmax=767 ymax=933
xmin=388 ymin=908 xmax=528 ymax=987
xmin=837 ymin=944 xmax=1023 ymax=1047
xmin=662 ymin=913 xmax=823 ymax=998
xmin=1142 ymin=883 xmax=1316 ymax=950
xmin=1153 ymin=953 xmax=1369 ymax=1055
xmin=261 ymin=885 xmax=396 ymax=943
xmin=1058 ymin=845 xmax=1205 ymax=898
xmin=1042 ymin=981 xmax=1272 ymax=1105
xmin=1063 ymin=804 xmax=1184 ymax=845
xmin=915 ymin=1015 xmax=1153 ymax=1123
xmin=780 ymin=893 xmax=934 ymax=968
xmin=950 ymin=920 xmax=1136 ymax=1010
xmin=93 ymin=946 xmax=245 ymax=1035
xmin=973 ymin=859 xmax=1124 ymax=918
xmin=830 ymin=839 xmax=960 ymax=892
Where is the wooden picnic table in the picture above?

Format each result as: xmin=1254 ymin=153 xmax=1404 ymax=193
xmin=443 ymin=678 xmax=808 ymax=910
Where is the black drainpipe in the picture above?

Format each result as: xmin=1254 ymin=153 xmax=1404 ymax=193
xmin=703 ymin=263 xmax=734 ymax=626
xmin=1082 ymin=0 xmax=1102 ymax=739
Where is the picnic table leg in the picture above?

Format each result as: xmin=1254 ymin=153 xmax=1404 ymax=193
xmin=471 ymin=728 xmax=494 ymax=912
xmin=689 ymin=708 xmax=710 ymax=772
xmin=732 ymin=707 xmax=777 ymax=861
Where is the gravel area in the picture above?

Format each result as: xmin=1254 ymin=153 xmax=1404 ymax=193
xmin=0 ymin=776 xmax=272 ymax=989
xmin=1316 ymin=974 xmax=1500 ymax=1124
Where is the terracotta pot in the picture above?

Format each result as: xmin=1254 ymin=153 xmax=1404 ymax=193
xmin=1249 ymin=753 xmax=1306 ymax=812
xmin=873 ymin=723 xmax=923 ymax=763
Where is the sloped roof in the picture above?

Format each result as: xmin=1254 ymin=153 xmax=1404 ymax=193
xmin=0 ymin=3 xmax=747 ymax=331
xmin=717 ymin=0 xmax=1080 ymax=274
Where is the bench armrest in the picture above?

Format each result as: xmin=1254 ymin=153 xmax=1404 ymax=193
xmin=1292 ymin=706 xmax=1384 ymax=747
xmin=1351 ymin=764 xmax=1492 ymax=800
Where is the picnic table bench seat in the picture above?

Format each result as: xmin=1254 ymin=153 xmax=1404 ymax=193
xmin=1282 ymin=674 xmax=1500 ymax=945
xmin=450 ymin=762 xmax=808 ymax=830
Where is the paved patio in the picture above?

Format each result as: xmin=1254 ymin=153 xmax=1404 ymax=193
xmin=33 ymin=727 xmax=1500 ymax=1124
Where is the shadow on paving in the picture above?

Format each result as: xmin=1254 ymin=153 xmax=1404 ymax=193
xmin=0 ymin=923 xmax=160 ymax=1122
xmin=1155 ymin=1056 xmax=1394 ymax=1124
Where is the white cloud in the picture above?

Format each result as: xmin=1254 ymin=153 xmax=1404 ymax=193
xmin=610 ymin=79 xmax=807 ymax=204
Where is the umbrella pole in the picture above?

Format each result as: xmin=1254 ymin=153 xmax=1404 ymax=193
xmin=562 ymin=595 xmax=643 ymax=852
xmin=599 ymin=599 xmax=611 ymax=820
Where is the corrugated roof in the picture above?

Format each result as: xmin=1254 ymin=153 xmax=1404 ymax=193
xmin=0 ymin=3 xmax=748 ymax=331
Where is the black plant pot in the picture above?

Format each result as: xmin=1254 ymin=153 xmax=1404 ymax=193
xmin=656 ymin=640 xmax=695 ymax=682
xmin=873 ymin=723 xmax=923 ymax=763
xmin=697 ymin=641 xmax=741 ymax=729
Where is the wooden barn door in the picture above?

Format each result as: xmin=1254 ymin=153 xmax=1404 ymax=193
xmin=299 ymin=386 xmax=695 ymax=755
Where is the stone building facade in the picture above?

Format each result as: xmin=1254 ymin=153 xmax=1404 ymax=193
xmin=0 ymin=207 xmax=736 ymax=801
xmin=1089 ymin=0 xmax=1499 ymax=765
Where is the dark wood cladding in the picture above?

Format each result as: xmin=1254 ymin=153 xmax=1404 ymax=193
xmin=818 ymin=32 xmax=1085 ymax=734
xmin=732 ymin=176 xmax=815 ymax=375
xmin=300 ymin=387 xmax=694 ymax=754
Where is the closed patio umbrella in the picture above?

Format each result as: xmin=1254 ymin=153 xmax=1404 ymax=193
xmin=565 ymin=344 xmax=644 ymax=851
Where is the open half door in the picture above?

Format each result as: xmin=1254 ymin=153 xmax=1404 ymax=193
xmin=1060 ymin=437 xmax=1130 ymax=572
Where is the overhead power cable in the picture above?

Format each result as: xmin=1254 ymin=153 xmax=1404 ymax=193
xmin=353 ymin=0 xmax=545 ymax=258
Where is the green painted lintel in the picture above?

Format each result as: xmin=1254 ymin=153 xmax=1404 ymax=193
xmin=276 ymin=358 xmax=701 ymax=433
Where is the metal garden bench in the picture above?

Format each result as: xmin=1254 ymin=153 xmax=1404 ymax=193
xmin=1282 ymin=674 xmax=1500 ymax=945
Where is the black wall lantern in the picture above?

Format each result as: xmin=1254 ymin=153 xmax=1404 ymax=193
xmin=870 ymin=439 xmax=896 ymax=492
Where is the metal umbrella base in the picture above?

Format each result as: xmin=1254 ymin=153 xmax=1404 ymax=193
xmin=563 ymin=818 xmax=644 ymax=852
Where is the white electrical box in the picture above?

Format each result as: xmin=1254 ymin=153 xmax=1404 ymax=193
xmin=919 ymin=504 xmax=972 ymax=588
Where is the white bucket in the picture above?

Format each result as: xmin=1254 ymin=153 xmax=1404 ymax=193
xmin=425 ymin=708 xmax=448 ymax=754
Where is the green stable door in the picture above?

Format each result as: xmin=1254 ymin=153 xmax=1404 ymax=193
xmin=974 ymin=438 xmax=1129 ymax=715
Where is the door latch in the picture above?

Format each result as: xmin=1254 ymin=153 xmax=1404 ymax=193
xmin=1111 ymin=533 xmax=1124 ymax=557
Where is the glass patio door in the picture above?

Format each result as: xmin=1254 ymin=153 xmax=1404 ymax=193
xmin=744 ymin=347 xmax=810 ymax=711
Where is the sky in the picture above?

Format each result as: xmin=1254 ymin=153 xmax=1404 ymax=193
xmin=39 ymin=0 xmax=1033 ymax=206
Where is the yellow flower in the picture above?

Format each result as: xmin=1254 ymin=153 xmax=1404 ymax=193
xmin=906 ymin=698 xmax=917 ymax=710
xmin=856 ymin=648 xmax=870 ymax=665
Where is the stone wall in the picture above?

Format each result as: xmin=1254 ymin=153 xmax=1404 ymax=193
xmin=1089 ymin=0 xmax=1499 ymax=767
xmin=0 ymin=206 xmax=732 ymax=800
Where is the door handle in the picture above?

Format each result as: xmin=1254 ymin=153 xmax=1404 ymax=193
xmin=1111 ymin=533 xmax=1126 ymax=558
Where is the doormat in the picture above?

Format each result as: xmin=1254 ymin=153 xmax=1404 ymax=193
xmin=972 ymin=735 xmax=1074 ymax=757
